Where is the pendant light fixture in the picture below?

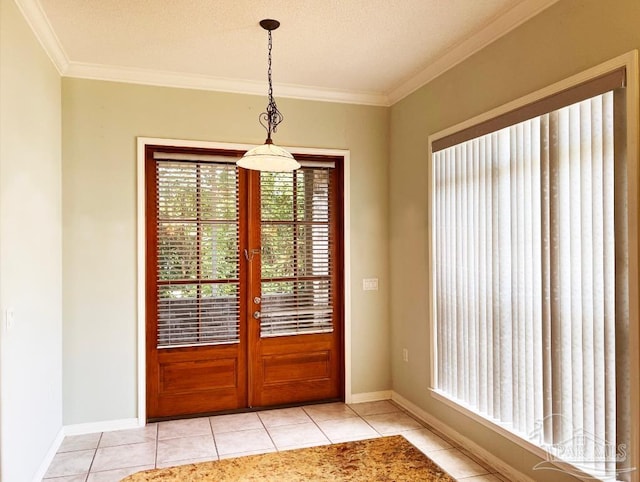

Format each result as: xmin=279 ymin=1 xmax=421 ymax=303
xmin=237 ymin=19 xmax=300 ymax=172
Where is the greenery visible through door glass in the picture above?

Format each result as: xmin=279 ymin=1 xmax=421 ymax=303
xmin=157 ymin=162 xmax=239 ymax=298
xmin=259 ymin=167 xmax=334 ymax=336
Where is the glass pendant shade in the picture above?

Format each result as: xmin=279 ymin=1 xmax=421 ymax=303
xmin=238 ymin=142 xmax=300 ymax=172
xmin=237 ymin=19 xmax=300 ymax=172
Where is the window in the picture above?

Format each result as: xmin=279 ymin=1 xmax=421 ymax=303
xmin=260 ymin=165 xmax=336 ymax=337
xmin=154 ymin=155 xmax=240 ymax=348
xmin=150 ymin=151 xmax=340 ymax=347
xmin=431 ymin=58 xmax=637 ymax=481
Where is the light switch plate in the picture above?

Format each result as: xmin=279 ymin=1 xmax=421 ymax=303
xmin=363 ymin=278 xmax=379 ymax=291
xmin=5 ymin=309 xmax=15 ymax=332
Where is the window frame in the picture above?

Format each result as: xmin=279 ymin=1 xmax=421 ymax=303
xmin=427 ymin=51 xmax=639 ymax=481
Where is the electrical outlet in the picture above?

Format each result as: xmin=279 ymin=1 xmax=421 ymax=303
xmin=402 ymin=348 xmax=409 ymax=362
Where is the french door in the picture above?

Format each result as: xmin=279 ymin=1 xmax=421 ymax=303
xmin=145 ymin=145 xmax=344 ymax=419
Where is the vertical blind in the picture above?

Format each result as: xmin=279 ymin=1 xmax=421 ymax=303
xmin=433 ymin=90 xmax=630 ymax=478
xmin=260 ymin=164 xmax=335 ymax=337
xmin=155 ymin=158 xmax=240 ymax=348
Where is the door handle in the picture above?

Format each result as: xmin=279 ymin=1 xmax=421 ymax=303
xmin=253 ymin=311 xmax=261 ymax=319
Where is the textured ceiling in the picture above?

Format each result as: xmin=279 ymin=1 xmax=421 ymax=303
xmin=25 ymin=0 xmax=557 ymax=105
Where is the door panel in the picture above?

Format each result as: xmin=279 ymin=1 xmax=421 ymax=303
xmin=153 ymin=345 xmax=243 ymax=416
xmin=252 ymin=335 xmax=339 ymax=407
xmin=146 ymin=148 xmax=248 ymax=419
xmin=248 ymin=165 xmax=343 ymax=407
xmin=146 ymin=146 xmax=343 ymax=420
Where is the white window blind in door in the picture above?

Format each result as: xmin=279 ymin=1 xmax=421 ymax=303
xmin=155 ymin=158 xmax=240 ymax=348
xmin=260 ymin=165 xmax=335 ymax=337
xmin=433 ymin=90 xmax=631 ymax=479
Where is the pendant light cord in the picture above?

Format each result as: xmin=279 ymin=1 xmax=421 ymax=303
xmin=260 ymin=29 xmax=284 ymax=143
xmin=267 ymin=30 xmax=274 ymax=108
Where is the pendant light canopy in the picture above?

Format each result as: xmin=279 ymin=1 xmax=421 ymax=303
xmin=237 ymin=19 xmax=300 ymax=172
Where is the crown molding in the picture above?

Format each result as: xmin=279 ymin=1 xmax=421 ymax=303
xmin=17 ymin=0 xmax=557 ymax=107
xmin=64 ymin=62 xmax=390 ymax=106
xmin=386 ymin=0 xmax=560 ymax=105
xmin=14 ymin=0 xmax=69 ymax=73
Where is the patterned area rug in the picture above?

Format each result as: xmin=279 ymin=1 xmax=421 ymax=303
xmin=122 ymin=435 xmax=455 ymax=481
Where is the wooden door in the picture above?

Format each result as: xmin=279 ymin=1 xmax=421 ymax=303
xmin=247 ymin=162 xmax=344 ymax=407
xmin=146 ymin=146 xmax=343 ymax=420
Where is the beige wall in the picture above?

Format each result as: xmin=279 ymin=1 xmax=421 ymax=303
xmin=61 ymin=79 xmax=390 ymax=424
xmin=0 ymin=0 xmax=63 ymax=479
xmin=389 ymin=0 xmax=640 ymax=480
xmin=17 ymin=0 xmax=640 ymax=477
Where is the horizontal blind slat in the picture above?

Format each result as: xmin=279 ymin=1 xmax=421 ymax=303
xmin=154 ymin=152 xmax=241 ymax=163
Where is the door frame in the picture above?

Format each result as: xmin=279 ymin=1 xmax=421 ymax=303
xmin=135 ymin=136 xmax=352 ymax=425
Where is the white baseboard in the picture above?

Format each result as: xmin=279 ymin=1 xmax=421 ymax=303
xmin=32 ymin=427 xmax=64 ymax=482
xmin=391 ymin=391 xmax=535 ymax=482
xmin=64 ymin=418 xmax=143 ymax=436
xmin=349 ymin=390 xmax=392 ymax=404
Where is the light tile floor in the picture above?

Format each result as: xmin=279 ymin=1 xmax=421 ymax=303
xmin=43 ymin=401 xmax=510 ymax=482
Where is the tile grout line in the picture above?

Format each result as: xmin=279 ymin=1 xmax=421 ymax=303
xmin=305 ymin=404 xmax=387 ymax=444
xmin=155 ymin=418 xmax=217 ymax=468
xmin=257 ymin=410 xmax=282 ymax=452
xmin=357 ymin=411 xmax=385 ymax=438
xmin=208 ymin=416 xmax=220 ymax=461
xmin=302 ymin=406 xmax=335 ymax=445
xmin=154 ymin=422 xmax=160 ymax=469
xmin=85 ymin=431 xmax=103 ymax=479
